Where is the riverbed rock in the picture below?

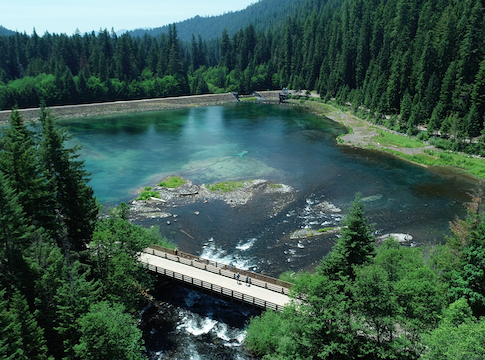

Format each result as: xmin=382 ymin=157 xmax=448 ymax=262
xmin=290 ymin=227 xmax=341 ymax=239
xmin=129 ymin=178 xmax=297 ymax=221
xmin=377 ymin=233 xmax=413 ymax=243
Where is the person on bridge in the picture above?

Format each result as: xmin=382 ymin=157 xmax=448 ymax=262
xmin=236 ymin=272 xmax=240 ymax=284
xmin=246 ymin=275 xmax=250 ymax=286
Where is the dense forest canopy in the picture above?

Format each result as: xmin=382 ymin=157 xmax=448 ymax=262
xmin=1 ymin=0 xmax=485 ymax=154
xmin=1 ymin=0 xmax=484 ymax=151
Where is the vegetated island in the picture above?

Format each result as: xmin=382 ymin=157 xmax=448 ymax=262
xmin=129 ymin=176 xmax=296 ymax=222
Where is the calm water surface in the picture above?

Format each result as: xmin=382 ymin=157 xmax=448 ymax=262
xmin=61 ymin=102 xmax=478 ymax=359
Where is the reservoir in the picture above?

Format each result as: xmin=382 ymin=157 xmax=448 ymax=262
xmin=61 ymin=102 xmax=476 ymax=275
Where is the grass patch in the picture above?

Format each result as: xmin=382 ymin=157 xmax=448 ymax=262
xmin=383 ymin=149 xmax=485 ymax=179
xmin=206 ymin=180 xmax=249 ymax=192
xmin=371 ymin=129 xmax=425 ymax=148
xmin=136 ymin=188 xmax=160 ymax=200
xmin=158 ymin=176 xmax=186 ymax=188
xmin=240 ymin=97 xmax=257 ymax=101
xmin=317 ymin=227 xmax=334 ymax=233
xmin=269 ymin=183 xmax=283 ymax=189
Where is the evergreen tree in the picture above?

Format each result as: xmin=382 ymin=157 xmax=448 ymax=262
xmin=319 ymin=193 xmax=375 ymax=280
xmin=0 ymin=170 xmax=33 ymax=290
xmin=38 ymin=104 xmax=98 ymax=254
xmin=471 ymin=59 xmax=485 ymax=124
xmin=10 ymin=290 xmax=50 ymax=360
xmin=54 ymin=261 xmax=102 ymax=360
xmin=0 ymin=289 xmax=24 ymax=360
xmin=0 ymin=108 xmax=52 ymax=231
xmin=29 ymin=239 xmax=67 ymax=359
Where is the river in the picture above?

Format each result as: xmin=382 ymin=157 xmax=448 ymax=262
xmin=60 ymin=102 xmax=478 ymax=359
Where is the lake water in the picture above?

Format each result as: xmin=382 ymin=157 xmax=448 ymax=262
xmin=62 ymin=102 xmax=476 ymax=272
xmin=60 ymin=102 xmax=478 ymax=359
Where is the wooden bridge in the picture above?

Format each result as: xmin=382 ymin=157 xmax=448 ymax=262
xmin=140 ymin=245 xmax=293 ymax=311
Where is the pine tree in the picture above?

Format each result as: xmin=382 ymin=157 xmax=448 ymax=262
xmin=439 ymin=61 xmax=458 ymax=115
xmin=0 ymin=289 xmax=24 ymax=360
xmin=466 ymin=105 xmax=482 ymax=138
xmin=471 ymin=59 xmax=485 ymax=126
xmin=0 ymin=170 xmax=33 ymax=290
xmin=38 ymin=104 xmax=98 ymax=255
xmin=400 ymin=91 xmax=413 ymax=129
xmin=0 ymin=108 xmax=53 ymax=231
xmin=320 ymin=193 xmax=375 ymax=280
xmin=10 ymin=290 xmax=50 ymax=360
xmin=219 ymin=28 xmax=233 ymax=70
xmin=55 ymin=261 xmax=102 ymax=360
xmin=29 ymin=240 xmax=67 ymax=359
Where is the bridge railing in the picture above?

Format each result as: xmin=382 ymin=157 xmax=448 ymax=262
xmin=142 ymin=262 xmax=284 ymax=311
xmin=145 ymin=245 xmax=294 ymax=294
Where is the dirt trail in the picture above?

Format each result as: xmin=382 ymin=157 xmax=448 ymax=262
xmin=322 ymin=107 xmax=434 ymax=159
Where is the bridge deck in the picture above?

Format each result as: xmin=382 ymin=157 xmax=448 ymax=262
xmin=140 ymin=250 xmax=291 ymax=311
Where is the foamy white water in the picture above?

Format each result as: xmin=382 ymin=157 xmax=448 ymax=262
xmin=200 ymin=241 xmax=257 ymax=270
xmin=236 ymin=238 xmax=257 ymax=251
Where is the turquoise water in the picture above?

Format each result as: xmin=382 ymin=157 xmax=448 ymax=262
xmin=61 ymin=102 xmax=476 ymax=274
xmin=63 ymin=103 xmax=345 ymax=204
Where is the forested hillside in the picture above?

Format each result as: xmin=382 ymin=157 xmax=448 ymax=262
xmin=1 ymin=0 xmax=484 ymax=150
xmin=126 ymin=0 xmax=309 ymax=41
xmin=2 ymin=0 xmax=485 ymax=356
xmin=0 ymin=26 xmax=15 ymax=36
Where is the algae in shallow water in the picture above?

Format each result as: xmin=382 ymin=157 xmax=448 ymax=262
xmin=181 ymin=156 xmax=280 ymax=183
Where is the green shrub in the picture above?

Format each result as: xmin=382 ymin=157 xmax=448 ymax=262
xmin=279 ymin=271 xmax=296 ymax=283
xmin=158 ymin=176 xmax=186 ymax=188
xmin=145 ymin=226 xmax=176 ymax=249
xmin=136 ymin=190 xmax=160 ymax=200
